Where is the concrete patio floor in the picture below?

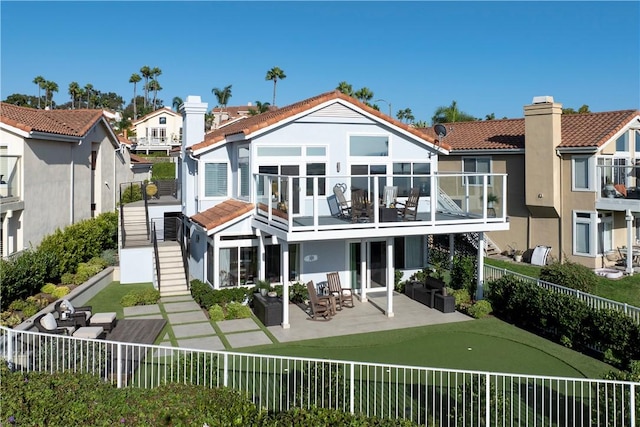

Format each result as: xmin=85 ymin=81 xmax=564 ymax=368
xmin=120 ymin=291 xmax=472 ymax=351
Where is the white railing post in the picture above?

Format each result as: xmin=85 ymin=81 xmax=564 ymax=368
xmin=6 ymin=328 xmax=14 ymax=370
xmin=630 ymin=382 xmax=636 ymax=427
xmin=485 ymin=373 xmax=491 ymax=426
xmin=223 ymin=353 xmax=228 ymax=387
xmin=349 ymin=362 xmax=355 ymax=415
xmin=117 ymin=343 xmax=122 ymax=388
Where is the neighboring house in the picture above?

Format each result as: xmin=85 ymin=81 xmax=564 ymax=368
xmin=128 ymin=152 xmax=153 ymax=182
xmin=0 ymin=103 xmax=133 ymax=257
xmin=432 ymin=96 xmax=640 ymax=273
xmin=130 ymin=108 xmax=182 ymax=154
xmin=118 ymin=90 xmax=509 ymax=326
xmin=210 ymin=103 xmax=277 ymax=129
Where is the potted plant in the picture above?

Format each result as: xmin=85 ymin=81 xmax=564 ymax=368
xmin=513 ymin=250 xmax=523 ymax=262
xmin=485 ymin=193 xmax=499 ymax=208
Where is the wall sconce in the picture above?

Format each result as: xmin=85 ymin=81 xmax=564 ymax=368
xmin=336 ymin=162 xmax=340 ymax=173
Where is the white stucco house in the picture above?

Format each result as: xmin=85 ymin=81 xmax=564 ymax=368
xmin=0 ymin=103 xmax=133 ymax=257
xmin=130 ymin=108 xmax=182 ymax=154
xmin=118 ymin=90 xmax=510 ymax=326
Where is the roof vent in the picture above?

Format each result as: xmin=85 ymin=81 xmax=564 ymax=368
xmin=532 ymin=96 xmax=554 ymax=104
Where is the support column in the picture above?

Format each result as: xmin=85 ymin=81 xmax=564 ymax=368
xmin=360 ymin=240 xmax=367 ymax=302
xmin=476 ymin=232 xmax=485 ymax=300
xmin=213 ymin=235 xmax=220 ymax=290
xmin=626 ymin=210 xmax=634 ymax=276
xmin=258 ymin=233 xmax=265 ymax=281
xmin=2 ymin=211 xmax=12 ymax=258
xmin=281 ymin=240 xmax=290 ymax=329
xmin=386 ymin=237 xmax=394 ymax=317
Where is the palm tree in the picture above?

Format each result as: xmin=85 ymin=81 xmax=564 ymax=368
xmin=248 ymin=100 xmax=271 ymax=116
xmin=33 ymin=76 xmax=45 ymax=108
xmin=354 ymin=87 xmax=374 ymax=105
xmin=68 ymin=81 xmax=80 ymax=109
xmin=336 ymin=81 xmax=354 ymax=96
xmin=265 ymin=67 xmax=286 ymax=106
xmin=44 ymin=80 xmax=59 ymax=109
xmin=212 ymin=85 xmax=232 ymax=109
xmin=172 ymin=96 xmax=183 ymax=112
xmin=84 ymin=83 xmax=94 ymax=108
xmin=431 ymin=100 xmax=476 ymax=124
xmin=413 ymin=120 xmax=429 ymax=129
xmin=150 ymin=67 xmax=162 ymax=110
xmin=129 ymin=73 xmax=141 ymax=119
xmin=396 ymin=108 xmax=414 ymax=124
xmin=140 ymin=65 xmax=151 ymax=108
xmin=148 ymin=79 xmax=162 ymax=110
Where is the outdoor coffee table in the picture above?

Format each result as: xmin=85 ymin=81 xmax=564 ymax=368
xmin=73 ymin=326 xmax=104 ymax=339
xmin=90 ymin=312 xmax=117 ymax=332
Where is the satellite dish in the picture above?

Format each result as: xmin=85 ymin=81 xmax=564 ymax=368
xmin=434 ymin=124 xmax=447 ymax=138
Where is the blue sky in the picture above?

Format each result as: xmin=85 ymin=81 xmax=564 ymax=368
xmin=2 ymin=1 xmax=638 ymax=122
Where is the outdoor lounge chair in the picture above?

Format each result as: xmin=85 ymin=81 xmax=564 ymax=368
xmin=351 ymin=189 xmax=373 ymax=222
xmin=305 ymin=281 xmax=334 ymax=320
xmin=326 ymin=272 xmax=354 ymax=309
xmin=333 ymin=183 xmax=351 ymax=218
xmin=54 ymin=300 xmax=92 ymax=327
xmin=33 ymin=313 xmax=75 ymax=335
xmin=396 ymin=187 xmax=420 ymax=221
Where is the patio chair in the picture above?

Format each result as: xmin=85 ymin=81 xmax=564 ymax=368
xmin=396 ymin=187 xmax=420 ymax=221
xmin=54 ymin=299 xmax=92 ymax=327
xmin=333 ymin=183 xmax=351 ymax=218
xmin=33 ymin=313 xmax=75 ymax=335
xmin=351 ymin=189 xmax=373 ymax=222
xmin=305 ymin=281 xmax=334 ymax=320
xmin=326 ymin=272 xmax=354 ymax=309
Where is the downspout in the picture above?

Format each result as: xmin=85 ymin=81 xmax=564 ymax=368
xmin=70 ymin=151 xmax=74 ymax=224
xmin=188 ymin=151 xmax=199 ymax=213
xmin=556 ymin=149 xmax=563 ymax=261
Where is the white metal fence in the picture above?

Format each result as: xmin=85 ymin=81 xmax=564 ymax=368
xmin=2 ymin=327 xmax=638 ymax=426
xmin=484 ymin=264 xmax=640 ymax=324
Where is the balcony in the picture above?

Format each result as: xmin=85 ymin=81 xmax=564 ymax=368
xmin=130 ymin=136 xmax=181 ymax=153
xmin=596 ymin=161 xmax=640 ymax=211
xmin=253 ymin=173 xmax=508 ymax=241
xmin=0 ymin=155 xmax=22 ymax=210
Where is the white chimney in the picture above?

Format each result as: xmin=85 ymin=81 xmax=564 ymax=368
xmin=532 ymin=96 xmax=554 ymax=104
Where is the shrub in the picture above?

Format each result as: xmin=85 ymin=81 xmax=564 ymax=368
xmin=450 ymin=255 xmax=476 ymax=294
xmin=73 ymin=262 xmax=104 ymax=285
xmin=26 ymin=295 xmax=50 ymax=310
xmin=88 ymin=256 xmax=109 ymax=269
xmin=208 ymin=304 xmax=224 ymax=321
xmin=225 ymin=301 xmax=252 ymax=320
xmin=120 ymin=183 xmax=143 ymax=204
xmin=540 ymin=260 xmax=598 ymax=292
xmin=40 ymin=283 xmax=57 ymax=294
xmin=60 ymin=272 xmax=75 ymax=285
xmin=101 ymin=248 xmax=118 ymax=266
xmin=467 ymin=300 xmax=492 ymax=319
xmin=289 ymin=282 xmax=308 ymax=303
xmin=0 ymin=249 xmax=59 ymax=304
xmin=190 ymin=279 xmax=247 ymax=309
xmin=449 ymin=288 xmax=472 ymax=309
xmin=120 ymin=288 xmax=160 ymax=307
xmin=51 ymin=286 xmax=70 ymax=299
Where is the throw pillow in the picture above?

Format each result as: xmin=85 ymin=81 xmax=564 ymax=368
xmin=62 ymin=299 xmax=75 ymax=314
xmin=40 ymin=313 xmax=57 ymax=330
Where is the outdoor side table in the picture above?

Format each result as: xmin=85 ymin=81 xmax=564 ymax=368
xmin=434 ymin=294 xmax=455 ymax=313
xmin=90 ymin=312 xmax=117 ymax=332
xmin=73 ymin=326 xmax=105 ymax=339
xmin=253 ymin=293 xmax=283 ymax=327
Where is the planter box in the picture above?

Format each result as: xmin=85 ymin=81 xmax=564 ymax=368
xmin=404 ymin=281 xmax=423 ymax=299
xmin=434 ymin=294 xmax=455 ymax=313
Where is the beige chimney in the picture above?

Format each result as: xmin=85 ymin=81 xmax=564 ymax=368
xmin=524 ymin=96 xmax=563 ymax=217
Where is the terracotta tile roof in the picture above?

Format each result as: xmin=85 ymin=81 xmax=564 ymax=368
xmin=420 ymin=109 xmax=639 ymax=151
xmin=129 ymin=153 xmax=151 ymax=164
xmin=211 ymin=105 xmax=277 ymax=117
xmin=420 ymin=118 xmax=525 ymax=151
xmin=191 ymin=90 xmax=446 ymax=153
xmin=132 ymin=107 xmax=180 ymax=125
xmin=0 ymin=102 xmax=105 ymax=137
xmin=191 ymin=199 xmax=254 ymax=230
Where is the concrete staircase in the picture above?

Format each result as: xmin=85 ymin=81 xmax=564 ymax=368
xmin=121 ymin=205 xmax=150 ymax=247
xmin=155 ymin=242 xmax=190 ymax=296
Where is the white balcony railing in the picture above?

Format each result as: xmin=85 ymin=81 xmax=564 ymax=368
xmin=254 ymin=173 xmax=507 ymax=233
xmin=597 ymin=161 xmax=640 ymax=203
xmin=1 ymin=326 xmax=637 ymax=426
xmin=0 ymin=155 xmax=21 ymax=202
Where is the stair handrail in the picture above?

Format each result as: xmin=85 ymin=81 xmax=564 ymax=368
xmin=142 ymin=182 xmax=150 ymax=239
xmin=177 ymin=215 xmax=190 ymax=290
xmin=152 ymin=221 xmax=161 ymax=294
xmin=118 ymin=183 xmax=126 ymax=247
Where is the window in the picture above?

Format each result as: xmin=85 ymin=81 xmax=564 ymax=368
xmin=349 ymin=135 xmax=388 ymax=156
xmin=238 ymin=147 xmax=250 ymax=198
xmin=573 ymin=156 xmax=591 ymax=190
xmin=306 ymin=163 xmax=326 ymax=196
xmin=598 ymin=212 xmax=613 ymax=254
xmin=394 ymin=236 xmax=424 ymax=269
xmin=150 ymin=128 xmax=167 ymax=142
xmin=574 ymin=211 xmax=595 ymax=256
xmin=204 ymin=163 xmax=228 ymax=197
xmin=393 ymin=162 xmax=431 ymax=197
xmin=463 ymin=157 xmax=491 ymax=185
xmin=616 ymin=132 xmax=629 ymax=152
xmin=159 ymin=117 xmax=166 ymax=125
xmin=257 ymin=146 xmax=301 ymax=157
xmin=351 ymin=164 xmax=386 ymax=196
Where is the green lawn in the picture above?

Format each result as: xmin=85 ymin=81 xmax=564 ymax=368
xmin=84 ymin=281 xmax=154 ymax=319
xmin=485 ymin=258 xmax=640 ymax=307
xmin=241 ymin=317 xmax=615 ymax=379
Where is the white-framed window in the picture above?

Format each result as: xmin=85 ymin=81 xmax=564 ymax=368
xmin=349 ymin=135 xmax=389 ymax=157
xmin=306 ymin=162 xmax=326 ymax=196
xmin=238 ymin=146 xmax=250 ymax=199
xmin=393 ymin=162 xmax=431 ymax=197
xmin=572 ymin=155 xmax=594 ymax=191
xmin=573 ymin=210 xmax=596 ymax=256
xmin=462 ymin=157 xmax=491 ymax=185
xmin=204 ymin=163 xmax=228 ymax=197
xmin=394 ymin=236 xmax=424 ymax=269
